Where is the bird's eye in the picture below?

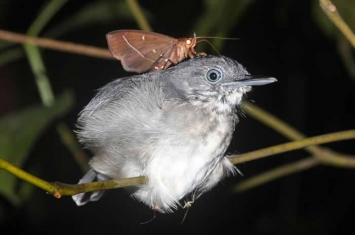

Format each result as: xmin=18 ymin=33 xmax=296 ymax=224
xmin=206 ymin=69 xmax=222 ymax=83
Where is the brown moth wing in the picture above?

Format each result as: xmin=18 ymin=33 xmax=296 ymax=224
xmin=150 ymin=41 xmax=182 ymax=71
xmin=106 ymin=30 xmax=179 ymax=73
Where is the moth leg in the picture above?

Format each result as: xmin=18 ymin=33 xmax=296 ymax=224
xmin=162 ymin=58 xmax=173 ymax=69
xmin=196 ymin=52 xmax=207 ymax=57
xmin=188 ymin=48 xmax=206 ymax=58
xmin=181 ymin=193 xmax=196 ymax=224
xmin=150 ymin=56 xmax=173 ymax=72
xmin=183 ymin=193 xmax=196 ymax=209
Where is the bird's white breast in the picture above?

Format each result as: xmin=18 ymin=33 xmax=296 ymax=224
xmin=134 ymin=109 xmax=233 ymax=212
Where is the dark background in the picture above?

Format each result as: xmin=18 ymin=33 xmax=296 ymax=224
xmin=1 ymin=0 xmax=354 ymax=234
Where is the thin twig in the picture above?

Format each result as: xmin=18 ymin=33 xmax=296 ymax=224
xmin=242 ymin=101 xmax=323 ymax=156
xmin=230 ymin=129 xmax=355 ymax=166
xmin=233 ymin=157 xmax=320 ymax=192
xmin=52 ymin=177 xmax=147 ymax=197
xmin=0 ymin=29 xmax=112 ymax=59
xmin=232 ymin=103 xmax=355 ymax=190
xmin=0 ymin=158 xmax=57 ymax=194
xmin=1 ymin=130 xmax=354 ymax=198
xmin=0 ymin=158 xmax=146 ymax=198
xmin=319 ymin=0 xmax=355 ymax=48
xmin=233 ymin=148 xmax=355 ymax=192
xmin=313 ymin=147 xmax=355 ymax=168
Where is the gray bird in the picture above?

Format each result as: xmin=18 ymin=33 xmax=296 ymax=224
xmin=72 ymin=55 xmax=277 ymax=213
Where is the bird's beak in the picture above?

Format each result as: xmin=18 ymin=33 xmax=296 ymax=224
xmin=222 ymin=76 xmax=277 ymax=87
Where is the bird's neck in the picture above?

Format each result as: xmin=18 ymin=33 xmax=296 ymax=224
xmin=188 ymin=92 xmax=243 ymax=116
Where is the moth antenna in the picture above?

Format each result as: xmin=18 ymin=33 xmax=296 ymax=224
xmin=197 ymin=36 xmax=239 ymax=40
xmin=197 ymin=39 xmax=221 ymax=56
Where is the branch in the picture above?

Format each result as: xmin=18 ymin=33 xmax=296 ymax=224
xmin=229 ymin=129 xmax=355 ymax=166
xmin=319 ymin=0 xmax=355 ymax=48
xmin=228 ymin=112 xmax=355 ymax=191
xmin=0 ymin=0 xmax=152 ymax=61
xmin=242 ymin=101 xmax=323 ymax=156
xmin=0 ymin=130 xmax=354 ymax=198
xmin=238 ymin=102 xmax=354 ymax=189
xmin=233 ymin=157 xmax=320 ymax=192
xmin=0 ymin=158 xmax=146 ymax=198
xmin=0 ymin=29 xmax=112 ymax=60
xmin=233 ymin=148 xmax=355 ymax=192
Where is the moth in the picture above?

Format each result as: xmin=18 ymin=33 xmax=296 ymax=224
xmin=106 ymin=30 xmax=207 ymax=73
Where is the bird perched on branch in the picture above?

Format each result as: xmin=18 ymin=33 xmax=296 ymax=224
xmin=72 ymin=55 xmax=277 ymax=213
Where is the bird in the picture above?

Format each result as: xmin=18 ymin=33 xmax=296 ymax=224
xmin=72 ymin=55 xmax=277 ymax=213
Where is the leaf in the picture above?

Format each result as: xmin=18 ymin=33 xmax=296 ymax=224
xmin=0 ymin=90 xmax=74 ymax=206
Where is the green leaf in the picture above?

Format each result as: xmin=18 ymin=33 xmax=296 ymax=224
xmin=0 ymin=90 xmax=74 ymax=206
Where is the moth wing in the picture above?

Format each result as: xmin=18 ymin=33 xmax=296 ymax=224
xmin=106 ymin=30 xmax=177 ymax=73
